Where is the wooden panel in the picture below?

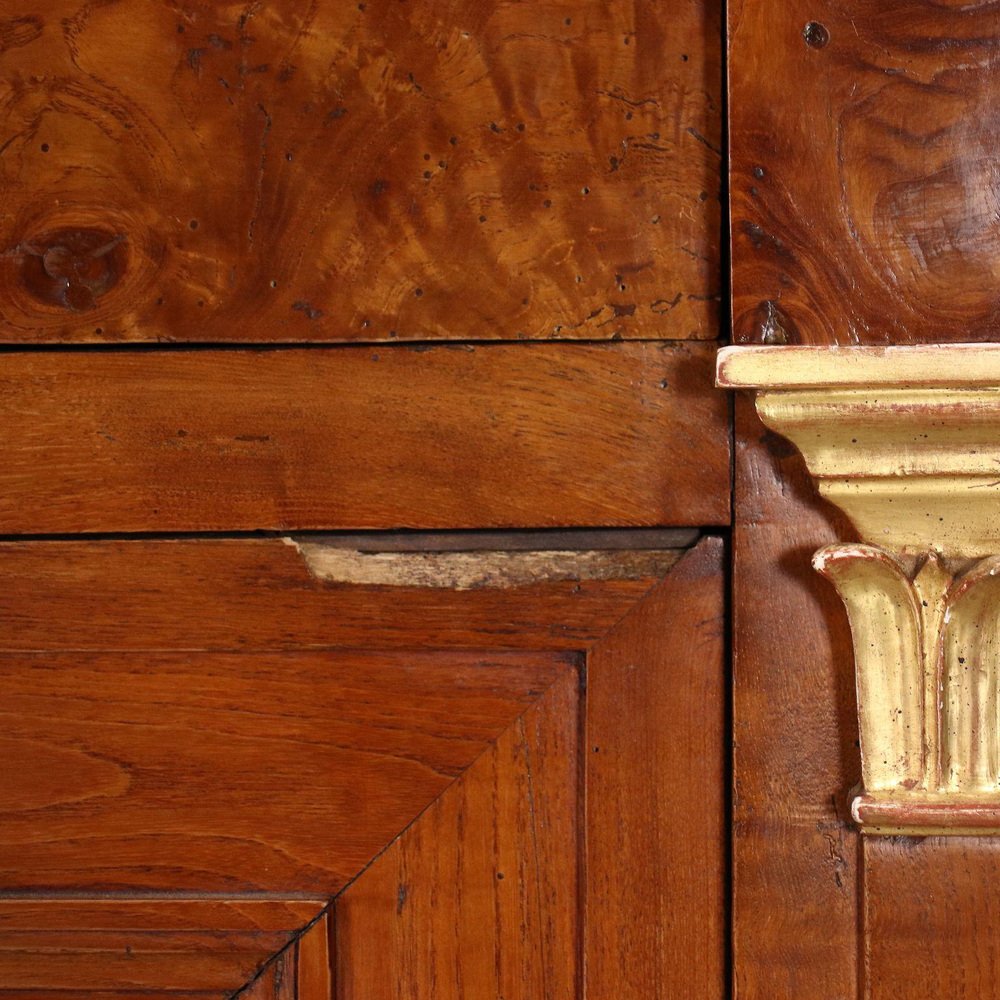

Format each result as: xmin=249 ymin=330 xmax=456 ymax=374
xmin=237 ymin=954 xmax=295 ymax=1000
xmin=293 ymin=914 xmax=332 ymax=1000
xmin=0 ymin=539 xmax=679 ymax=652
xmin=0 ymin=0 xmax=720 ymax=344
xmin=0 ymin=648 xmax=572 ymax=893
xmin=0 ymin=343 xmax=729 ymax=533
xmin=732 ymin=399 xmax=861 ymax=996
xmin=0 ymin=898 xmax=323 ymax=996
xmin=586 ymin=534 xmax=725 ymax=997
xmin=0 ymin=538 xmax=721 ymax=996
xmin=862 ymin=838 xmax=1000 ymax=998
xmin=334 ymin=670 xmax=578 ymax=999
xmin=236 ymin=915 xmax=330 ymax=1000
xmin=729 ymin=0 xmax=1000 ymax=345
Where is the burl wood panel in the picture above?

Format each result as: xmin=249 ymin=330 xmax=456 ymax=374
xmin=729 ymin=0 xmax=1000 ymax=345
xmin=335 ymin=671 xmax=578 ymax=999
xmin=862 ymin=838 xmax=1000 ymax=999
xmin=0 ymin=0 xmax=720 ymax=343
xmin=0 ymin=342 xmax=729 ymax=533
xmin=586 ymin=532 xmax=725 ymax=997
xmin=0 ymin=648 xmax=572 ymax=893
xmin=733 ymin=398 xmax=862 ymax=996
xmin=0 ymin=899 xmax=324 ymax=996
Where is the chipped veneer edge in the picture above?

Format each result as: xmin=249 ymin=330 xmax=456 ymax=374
xmin=284 ymin=539 xmax=684 ymax=590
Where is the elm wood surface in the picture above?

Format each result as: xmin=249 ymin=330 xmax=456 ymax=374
xmin=0 ymin=539 xmax=679 ymax=652
xmin=729 ymin=0 xmax=1000 ymax=346
xmin=0 ymin=537 xmax=725 ymax=997
xmin=334 ymin=672 xmax=578 ymax=999
xmin=0 ymin=648 xmax=572 ymax=893
xmin=861 ymin=838 xmax=1000 ymax=999
xmin=0 ymin=899 xmax=325 ymax=996
xmin=0 ymin=0 xmax=720 ymax=344
xmin=733 ymin=398 xmax=861 ymax=997
xmin=236 ymin=915 xmax=331 ymax=1000
xmin=0 ymin=342 xmax=730 ymax=534
xmin=586 ymin=529 xmax=726 ymax=998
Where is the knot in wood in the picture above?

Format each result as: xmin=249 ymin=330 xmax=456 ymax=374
xmin=21 ymin=228 xmax=126 ymax=311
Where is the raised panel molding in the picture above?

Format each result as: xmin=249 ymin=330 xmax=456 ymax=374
xmin=719 ymin=345 xmax=1000 ymax=835
xmin=0 ymin=537 xmax=724 ymax=997
xmin=0 ymin=899 xmax=326 ymax=997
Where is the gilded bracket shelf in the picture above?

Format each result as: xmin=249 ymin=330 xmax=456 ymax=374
xmin=718 ymin=345 xmax=1000 ymax=836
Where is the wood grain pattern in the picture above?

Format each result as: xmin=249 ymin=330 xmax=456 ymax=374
xmin=334 ymin=670 xmax=578 ymax=999
xmin=236 ymin=951 xmax=295 ymax=1000
xmin=292 ymin=914 xmax=332 ymax=1000
xmin=0 ymin=537 xmax=722 ymax=995
xmin=0 ymin=648 xmax=572 ymax=893
xmin=0 ymin=538 xmax=675 ymax=652
xmin=729 ymin=0 xmax=1000 ymax=345
xmin=862 ymin=838 xmax=1000 ymax=999
xmin=586 ymin=534 xmax=725 ymax=997
xmin=0 ymin=899 xmax=324 ymax=996
xmin=236 ymin=915 xmax=331 ymax=1000
xmin=0 ymin=342 xmax=729 ymax=533
xmin=732 ymin=398 xmax=862 ymax=997
xmin=0 ymin=0 xmax=720 ymax=343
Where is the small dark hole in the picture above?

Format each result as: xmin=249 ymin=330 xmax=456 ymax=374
xmin=40 ymin=143 xmax=50 ymax=153
xmin=803 ymin=21 xmax=830 ymax=48
xmin=189 ymin=220 xmax=199 ymax=230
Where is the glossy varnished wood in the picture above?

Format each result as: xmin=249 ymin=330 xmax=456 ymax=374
xmin=0 ymin=538 xmax=676 ymax=652
xmin=235 ymin=915 xmax=330 ymax=1000
xmin=732 ymin=398 xmax=861 ymax=996
xmin=0 ymin=899 xmax=324 ymax=996
xmin=729 ymin=0 xmax=1000 ymax=345
xmin=0 ymin=648 xmax=572 ymax=893
xmin=0 ymin=537 xmax=725 ymax=996
xmin=335 ymin=671 xmax=578 ymax=999
xmin=0 ymin=0 xmax=720 ymax=343
xmin=0 ymin=342 xmax=729 ymax=533
xmin=862 ymin=838 xmax=1000 ymax=998
xmin=586 ymin=534 xmax=725 ymax=997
